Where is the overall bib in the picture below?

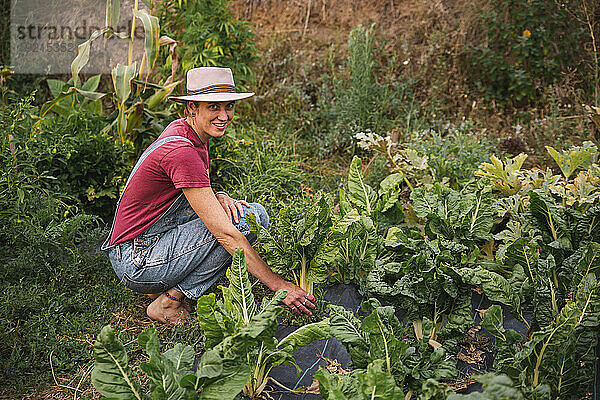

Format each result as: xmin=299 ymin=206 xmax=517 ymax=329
xmin=101 ymin=136 xmax=269 ymax=299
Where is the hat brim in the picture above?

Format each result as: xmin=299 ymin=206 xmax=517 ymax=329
xmin=169 ymin=92 xmax=254 ymax=103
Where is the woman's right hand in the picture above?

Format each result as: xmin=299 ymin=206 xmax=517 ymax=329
xmin=280 ymin=281 xmax=316 ymax=315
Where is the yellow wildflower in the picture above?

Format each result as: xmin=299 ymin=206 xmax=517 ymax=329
xmin=523 ymin=29 xmax=531 ymax=38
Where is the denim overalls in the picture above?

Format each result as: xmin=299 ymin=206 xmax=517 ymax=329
xmin=101 ymin=136 xmax=269 ymax=300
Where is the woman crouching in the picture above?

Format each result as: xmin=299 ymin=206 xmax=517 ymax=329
xmin=102 ymin=67 xmax=314 ymax=323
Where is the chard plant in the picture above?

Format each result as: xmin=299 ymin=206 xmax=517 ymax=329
xmin=247 ymin=194 xmax=357 ymax=296
xmin=91 ymin=297 xmax=285 ymax=400
xmin=315 ymin=359 xmax=403 ymax=400
xmin=477 ymin=142 xmax=600 ymax=211
xmin=491 ymin=185 xmax=600 ymax=329
xmin=324 ymin=299 xmax=457 ymax=399
xmin=91 ymin=249 xmax=330 ymax=400
xmin=367 ymin=180 xmax=521 ymax=342
xmin=481 ymin=272 xmax=600 ymax=399
xmin=330 ymin=156 xmax=403 ymax=288
xmin=342 ymin=155 xmax=406 ymax=225
xmin=419 ymin=373 xmax=537 ymax=399
xmin=196 ymin=248 xmax=331 ymax=399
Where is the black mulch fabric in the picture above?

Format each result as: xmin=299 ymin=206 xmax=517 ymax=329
xmin=266 ymin=283 xmax=361 ymax=400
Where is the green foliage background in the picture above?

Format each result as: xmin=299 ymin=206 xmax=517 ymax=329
xmin=0 ymin=0 xmax=598 ymax=397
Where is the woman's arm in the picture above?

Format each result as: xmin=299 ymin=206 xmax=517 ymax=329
xmin=182 ymin=187 xmax=315 ymax=315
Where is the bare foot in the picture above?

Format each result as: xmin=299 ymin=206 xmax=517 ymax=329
xmin=146 ymin=293 xmax=190 ymax=324
xmin=147 ymin=293 xmax=161 ymax=300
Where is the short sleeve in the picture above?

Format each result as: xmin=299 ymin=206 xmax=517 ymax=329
xmin=160 ymin=145 xmax=210 ymax=188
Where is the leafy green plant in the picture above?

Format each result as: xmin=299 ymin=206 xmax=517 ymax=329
xmin=327 ymin=24 xmax=412 ymax=153
xmin=418 ymin=373 xmax=535 ymax=399
xmin=315 ymin=359 xmax=403 ymax=400
xmin=195 ymin=248 xmax=330 ymax=399
xmin=356 ymin=122 xmax=494 ymax=190
xmin=408 ymin=123 xmax=494 ymax=188
xmin=40 ymin=2 xmax=180 ymax=150
xmin=92 ymin=304 xmax=281 ymax=400
xmin=248 ymin=194 xmax=356 ymax=295
xmin=328 ymin=156 xmax=402 ymax=287
xmin=45 ymin=75 xmax=104 ymax=117
xmin=174 ymin=0 xmax=257 ymax=88
xmin=367 ymin=180 xmax=523 ymax=343
xmin=19 ymin=110 xmax=127 ymax=219
xmin=326 ymin=299 xmax=457 ymax=397
xmin=465 ymin=0 xmax=586 ymax=106
xmin=545 ymin=141 xmax=598 ymax=180
xmin=91 ymin=249 xmax=327 ymax=400
xmin=481 ymin=270 xmax=600 ymax=399
xmin=475 ymin=153 xmax=528 ymax=196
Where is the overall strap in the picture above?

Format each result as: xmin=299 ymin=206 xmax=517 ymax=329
xmin=121 ymin=135 xmax=193 ymax=193
xmin=102 ymin=135 xmax=193 ymax=249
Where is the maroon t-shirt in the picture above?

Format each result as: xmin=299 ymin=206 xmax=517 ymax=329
xmin=110 ymin=118 xmax=211 ymax=245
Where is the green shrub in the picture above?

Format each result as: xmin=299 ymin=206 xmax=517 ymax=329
xmin=408 ymin=121 xmax=495 ymax=188
xmin=465 ymin=0 xmax=586 ymax=106
xmin=158 ymin=0 xmax=258 ymax=90
xmin=0 ymin=98 xmax=136 ymax=392
xmin=9 ymin=109 xmax=126 ymax=221
xmin=210 ymin=123 xmax=306 ymax=216
xmin=324 ymin=24 xmax=415 ymax=154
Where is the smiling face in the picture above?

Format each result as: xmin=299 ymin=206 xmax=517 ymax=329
xmin=186 ymin=101 xmax=235 ymax=142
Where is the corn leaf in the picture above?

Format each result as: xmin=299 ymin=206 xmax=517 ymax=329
xmin=71 ymin=28 xmax=109 ymax=86
xmin=105 ymin=0 xmax=121 ymax=28
xmin=112 ymin=62 xmax=137 ymax=105
xmin=133 ymin=9 xmax=160 ymax=73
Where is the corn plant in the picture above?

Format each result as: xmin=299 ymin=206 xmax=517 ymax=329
xmin=38 ymin=0 xmax=180 ymax=147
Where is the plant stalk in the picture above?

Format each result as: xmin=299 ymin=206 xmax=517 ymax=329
xmin=128 ymin=0 xmax=139 ymax=66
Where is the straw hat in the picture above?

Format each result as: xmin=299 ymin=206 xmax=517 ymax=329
xmin=169 ymin=67 xmax=254 ymax=103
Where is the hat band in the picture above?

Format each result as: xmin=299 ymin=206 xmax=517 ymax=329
xmin=187 ymin=84 xmax=236 ymax=96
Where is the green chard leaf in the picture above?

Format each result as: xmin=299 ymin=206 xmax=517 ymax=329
xmin=91 ymin=325 xmax=144 ymax=400
xmin=138 ymin=328 xmax=191 ymax=399
xmin=328 ymin=304 xmax=371 ymax=369
xmin=377 ymin=173 xmax=404 ymax=213
xmin=500 ymin=273 xmax=600 ymax=397
xmin=457 ymin=267 xmax=523 ymax=324
xmin=355 ymin=359 xmax=404 ymax=399
xmin=247 ymin=212 xmax=290 ymax=275
xmin=527 ymin=190 xmax=570 ymax=249
xmin=545 ymin=141 xmax=598 ymax=180
xmin=196 ymin=293 xmax=229 ymax=348
xmin=277 ymin=319 xmax=331 ymax=353
xmin=315 ymin=367 xmax=360 ymax=400
xmin=221 ymin=248 xmax=257 ymax=326
xmin=480 ymin=305 xmax=522 ymax=368
xmin=438 ymin=287 xmax=473 ymax=339
xmin=348 ymin=156 xmax=378 ymax=216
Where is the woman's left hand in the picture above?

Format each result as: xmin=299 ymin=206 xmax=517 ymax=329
xmin=215 ymin=192 xmax=250 ymax=223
